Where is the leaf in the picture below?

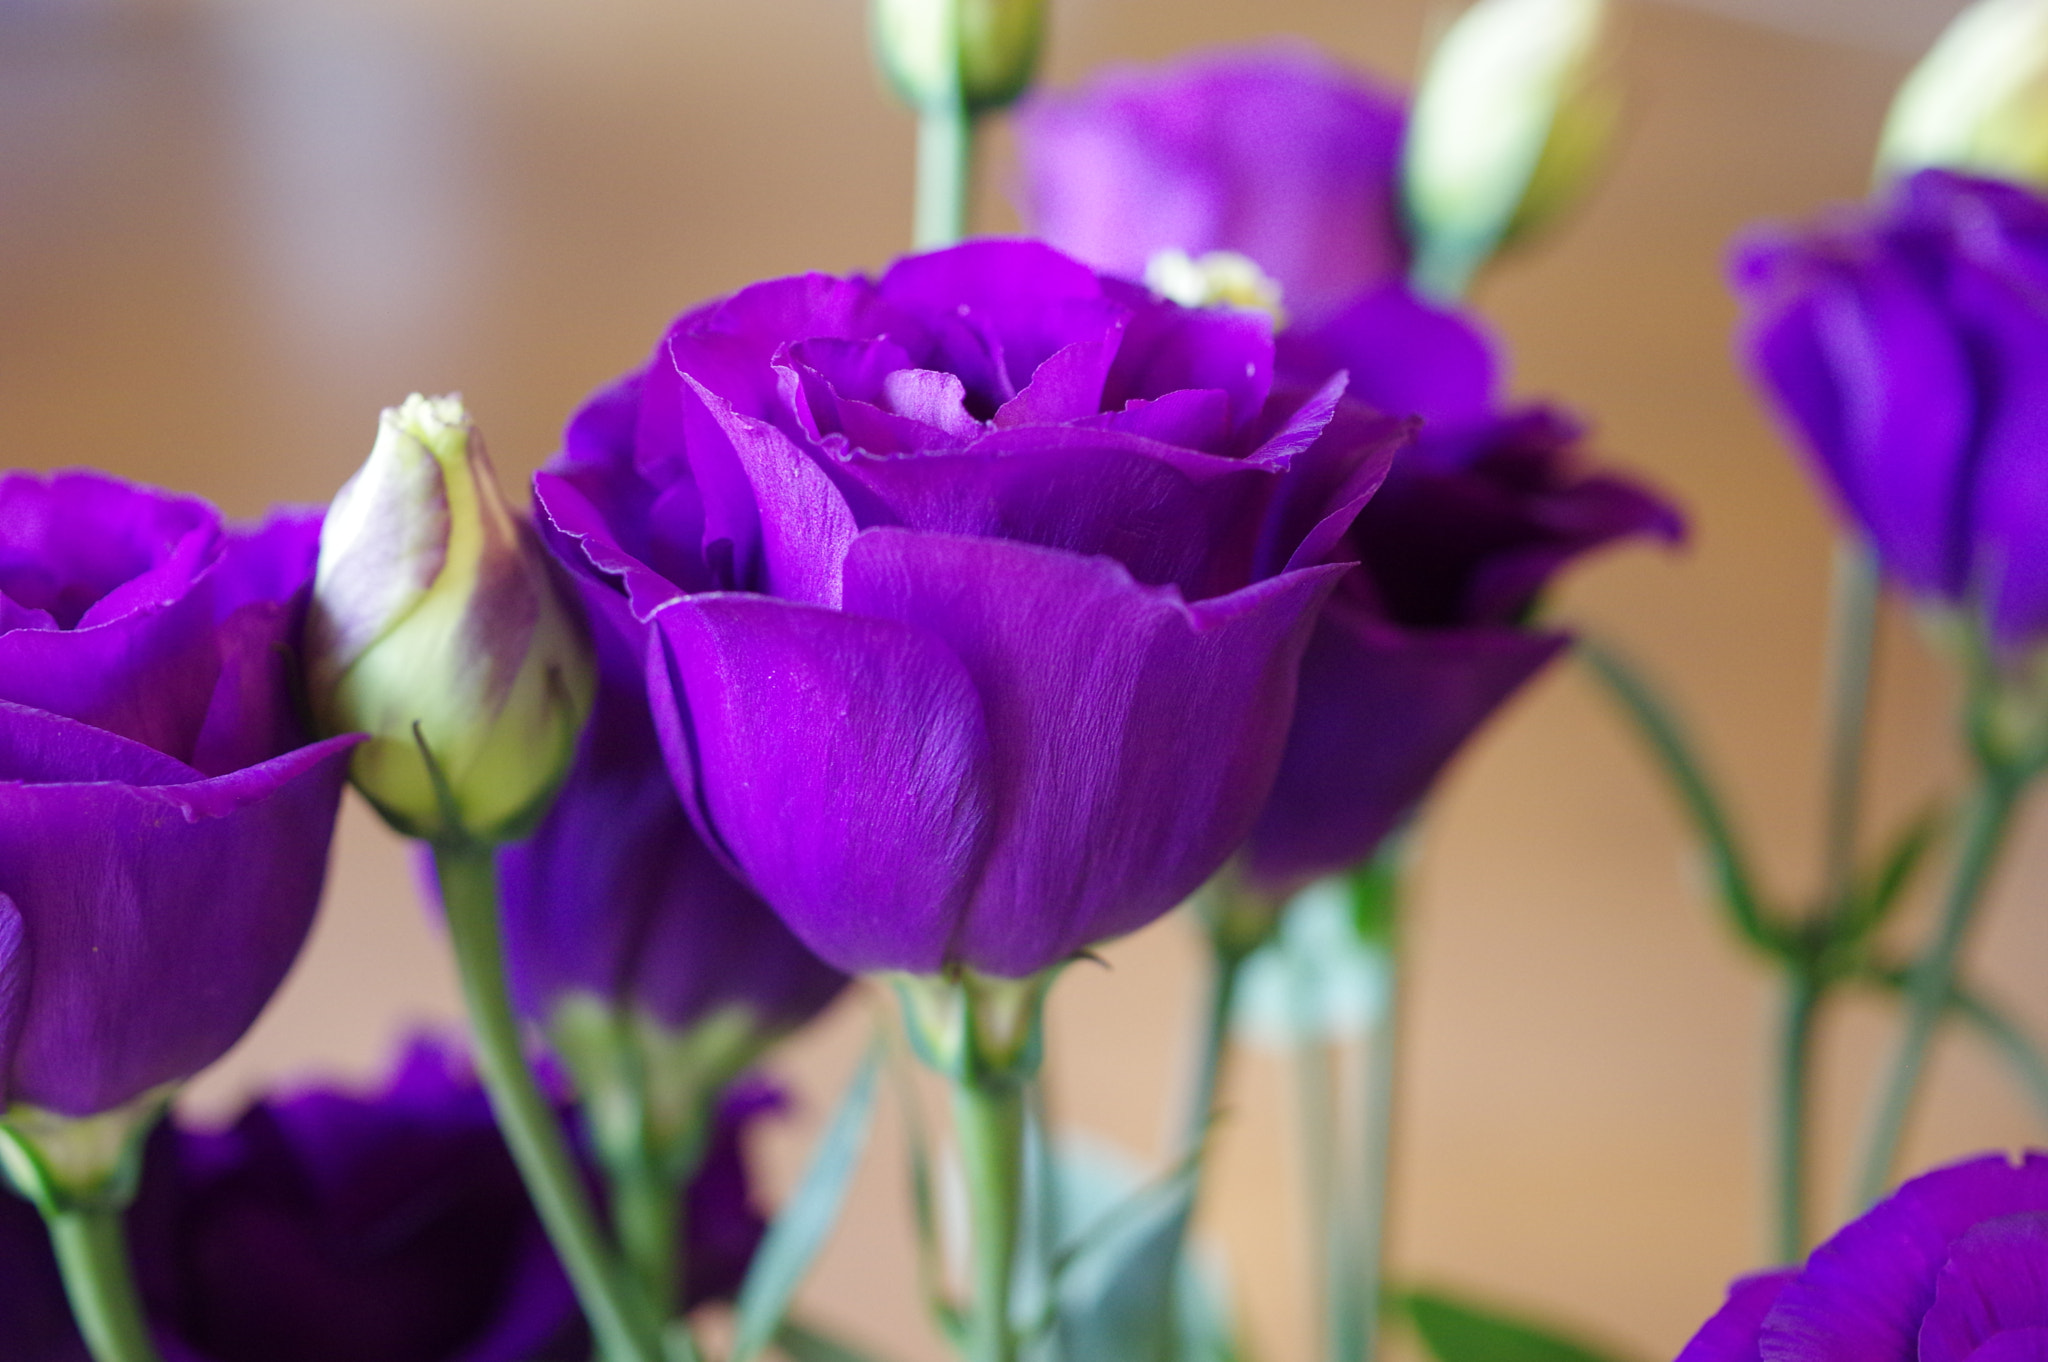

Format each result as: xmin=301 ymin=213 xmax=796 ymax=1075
xmin=1404 ymin=1289 xmax=1637 ymax=1362
xmin=1836 ymin=807 xmax=1943 ymax=941
xmin=773 ymin=1318 xmax=898 ymax=1362
xmin=1576 ymin=638 xmax=1774 ymax=950
xmin=1047 ymin=1137 xmax=1235 ymax=1362
xmin=729 ymin=1044 xmax=883 ymax=1362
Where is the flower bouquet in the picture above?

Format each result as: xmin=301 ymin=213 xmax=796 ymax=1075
xmin=5 ymin=1 xmax=2048 ymax=1360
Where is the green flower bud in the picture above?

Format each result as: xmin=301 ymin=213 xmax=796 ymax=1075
xmin=308 ymin=394 xmax=595 ymax=845
xmin=1143 ymin=248 xmax=1290 ymax=328
xmin=1879 ymin=0 xmax=2048 ymax=191
xmin=1402 ymin=0 xmax=1620 ymax=300
xmin=872 ymin=0 xmax=1046 ymax=114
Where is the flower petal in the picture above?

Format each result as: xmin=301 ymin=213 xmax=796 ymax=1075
xmin=1918 ymin=1213 xmax=2048 ymax=1362
xmin=0 ymin=726 xmax=358 ymax=1114
xmin=842 ymin=529 xmax=1344 ymax=976
xmin=1678 ymin=1271 xmax=1796 ymax=1362
xmin=648 ymin=593 xmax=993 ymax=975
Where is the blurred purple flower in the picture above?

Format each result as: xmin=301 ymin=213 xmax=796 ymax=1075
xmin=1242 ymin=288 xmax=1682 ymax=893
xmin=0 ymin=474 xmax=356 ymax=1116
xmin=490 ymin=570 xmax=846 ymax=1037
xmin=1015 ymin=43 xmax=1408 ymax=324
xmin=1678 ymin=1150 xmax=2048 ymax=1362
xmin=1735 ymin=168 xmax=2048 ymax=654
xmin=538 ymin=240 xmax=1408 ymax=978
xmin=2 ymin=1038 xmax=779 ymax=1362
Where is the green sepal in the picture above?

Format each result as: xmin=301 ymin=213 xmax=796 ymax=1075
xmin=0 ymin=1086 xmax=175 ymax=1214
xmin=890 ymin=966 xmax=1058 ymax=1084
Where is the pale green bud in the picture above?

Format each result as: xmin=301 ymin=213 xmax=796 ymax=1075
xmin=1143 ymin=248 xmax=1290 ymax=328
xmin=872 ymin=0 xmax=1046 ymax=113
xmin=1878 ymin=0 xmax=2048 ymax=190
xmin=307 ymin=394 xmax=595 ymax=845
xmin=1403 ymin=0 xmax=1620 ymax=300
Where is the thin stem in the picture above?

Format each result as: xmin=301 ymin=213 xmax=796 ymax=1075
xmin=953 ymin=1074 xmax=1025 ymax=1362
xmin=1772 ymin=967 xmax=1823 ymax=1263
xmin=45 ymin=1206 xmax=161 ymax=1362
xmin=1852 ymin=768 xmax=2023 ymax=1206
xmin=1294 ymin=1034 xmax=1342 ymax=1362
xmin=435 ymin=842 xmax=664 ymax=1362
xmin=1179 ymin=942 xmax=1249 ymax=1160
xmin=1818 ymin=545 xmax=1882 ymax=921
xmin=1350 ymin=939 xmax=1402 ymax=1362
xmin=611 ymin=1155 xmax=682 ymax=1321
xmin=913 ymin=103 xmax=976 ymax=249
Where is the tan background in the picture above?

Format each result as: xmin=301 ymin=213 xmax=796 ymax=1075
xmin=3 ymin=0 xmax=2042 ymax=1358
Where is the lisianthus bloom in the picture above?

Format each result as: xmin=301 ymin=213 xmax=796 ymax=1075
xmin=1735 ymin=169 xmax=2048 ymax=655
xmin=488 ymin=568 xmax=846 ymax=1047
xmin=1015 ymin=44 xmax=1408 ymax=324
xmin=538 ymin=240 xmax=1405 ymax=978
xmin=1 ymin=1039 xmax=778 ymax=1362
xmin=1679 ymin=1150 xmax=2048 ymax=1361
xmin=1241 ymin=288 xmax=1682 ymax=894
xmin=0 ymin=473 xmax=356 ymax=1117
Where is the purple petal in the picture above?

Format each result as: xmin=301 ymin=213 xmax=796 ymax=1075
xmin=1763 ymin=1153 xmax=2048 ymax=1362
xmin=1275 ymin=285 xmax=1500 ymax=425
xmin=1241 ymin=614 xmax=1564 ymax=895
xmin=1015 ymin=41 xmax=1408 ymax=321
xmin=1102 ymin=280 xmax=1273 ymax=437
xmin=211 ymin=506 xmax=322 ymax=623
xmin=0 ymin=718 xmax=358 ymax=1115
xmin=0 ymin=896 xmax=26 ymax=1109
xmin=1918 ymin=1213 xmax=2048 ymax=1362
xmin=649 ymin=592 xmax=993 ymax=976
xmin=1679 ymin=1271 xmax=1797 ymax=1362
xmin=842 ymin=529 xmax=1344 ymax=976
xmin=1965 ymin=1330 xmax=2048 ymax=1362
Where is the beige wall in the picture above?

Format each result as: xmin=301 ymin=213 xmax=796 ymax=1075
xmin=2 ymin=0 xmax=2042 ymax=1358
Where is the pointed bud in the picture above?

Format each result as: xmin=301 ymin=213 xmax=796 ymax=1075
xmin=307 ymin=395 xmax=595 ymax=845
xmin=872 ymin=0 xmax=1046 ymax=114
xmin=1879 ymin=0 xmax=2048 ymax=190
xmin=1143 ymin=248 xmax=1290 ymax=328
xmin=1402 ymin=0 xmax=1620 ymax=300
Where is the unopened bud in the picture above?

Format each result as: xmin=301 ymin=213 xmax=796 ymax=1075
xmin=1144 ymin=249 xmax=1289 ymax=328
xmin=308 ymin=395 xmax=595 ymax=845
xmin=1879 ymin=0 xmax=2048 ymax=191
xmin=872 ymin=0 xmax=1046 ymax=113
xmin=1402 ymin=0 xmax=1619 ymax=299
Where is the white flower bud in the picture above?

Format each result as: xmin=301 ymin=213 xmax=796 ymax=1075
xmin=307 ymin=395 xmax=595 ymax=845
xmin=1402 ymin=0 xmax=1620 ymax=299
xmin=872 ymin=0 xmax=1046 ymax=113
xmin=1144 ymin=249 xmax=1289 ymax=328
xmin=1879 ymin=0 xmax=2048 ymax=190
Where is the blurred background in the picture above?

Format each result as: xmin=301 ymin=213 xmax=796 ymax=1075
xmin=1 ymin=0 xmax=2035 ymax=1357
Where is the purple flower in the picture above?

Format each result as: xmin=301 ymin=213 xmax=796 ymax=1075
xmin=1242 ymin=288 xmax=1682 ymax=893
xmin=1678 ymin=1150 xmax=2048 ymax=1361
xmin=2 ymin=1039 xmax=779 ymax=1362
xmin=491 ymin=572 xmax=846 ymax=1037
xmin=538 ymin=240 xmax=1406 ymax=978
xmin=1015 ymin=43 xmax=1408 ymax=324
xmin=0 ymin=473 xmax=357 ymax=1117
xmin=1734 ymin=168 xmax=2048 ymax=654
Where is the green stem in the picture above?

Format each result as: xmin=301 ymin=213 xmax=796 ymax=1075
xmin=1294 ymin=1034 xmax=1342 ymax=1362
xmin=953 ymin=1075 xmax=1025 ymax=1362
xmin=435 ymin=842 xmax=664 ymax=1362
xmin=1772 ymin=967 xmax=1823 ymax=1263
xmin=1852 ymin=768 xmax=2023 ymax=1206
xmin=1350 ymin=938 xmax=1402 ymax=1362
xmin=611 ymin=1155 xmax=682 ymax=1321
xmin=1180 ymin=942 xmax=1249 ymax=1160
xmin=914 ymin=102 xmax=976 ymax=249
xmin=1818 ymin=545 xmax=1882 ymax=920
xmin=45 ymin=1206 xmax=161 ymax=1362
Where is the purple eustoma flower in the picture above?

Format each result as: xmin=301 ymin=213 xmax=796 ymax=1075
xmin=1242 ymin=288 xmax=1682 ymax=893
xmin=2 ymin=1039 xmax=779 ymax=1362
xmin=491 ymin=571 xmax=846 ymax=1037
xmin=0 ymin=473 xmax=356 ymax=1117
xmin=538 ymin=240 xmax=1407 ymax=979
xmin=1016 ymin=43 xmax=1408 ymax=324
xmin=1679 ymin=1150 xmax=2048 ymax=1361
xmin=1735 ymin=169 xmax=2048 ymax=655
